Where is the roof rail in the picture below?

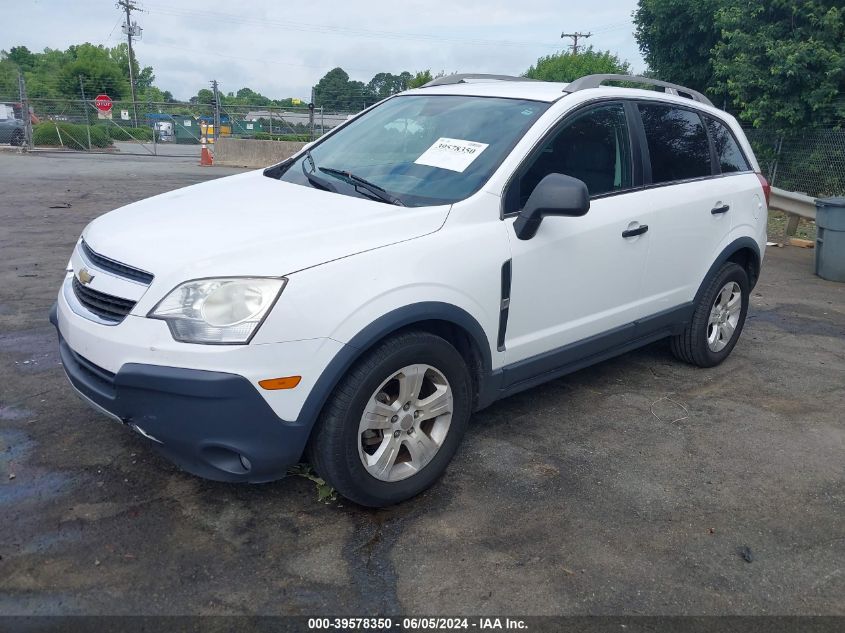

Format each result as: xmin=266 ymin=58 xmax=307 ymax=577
xmin=421 ymin=73 xmax=536 ymax=88
xmin=565 ymin=74 xmax=714 ymax=107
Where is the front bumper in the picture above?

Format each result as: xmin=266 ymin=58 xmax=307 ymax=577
xmin=51 ymin=303 xmax=313 ymax=483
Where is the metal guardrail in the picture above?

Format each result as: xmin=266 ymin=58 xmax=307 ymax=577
xmin=769 ymin=186 xmax=817 ymax=237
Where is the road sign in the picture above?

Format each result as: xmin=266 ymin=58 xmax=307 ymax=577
xmin=94 ymin=94 xmax=113 ymax=112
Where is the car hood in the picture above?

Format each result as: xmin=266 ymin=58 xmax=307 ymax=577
xmin=82 ymin=169 xmax=450 ymax=281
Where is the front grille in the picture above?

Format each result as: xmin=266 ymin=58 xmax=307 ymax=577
xmin=72 ymin=277 xmax=137 ymax=323
xmin=80 ymin=240 xmax=154 ymax=285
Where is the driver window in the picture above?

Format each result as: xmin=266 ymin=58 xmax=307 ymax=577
xmin=514 ymin=103 xmax=633 ymax=209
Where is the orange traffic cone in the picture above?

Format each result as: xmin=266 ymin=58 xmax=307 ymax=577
xmin=200 ymin=140 xmax=213 ymax=166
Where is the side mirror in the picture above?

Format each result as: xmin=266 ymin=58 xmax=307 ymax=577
xmin=513 ymin=173 xmax=590 ymax=240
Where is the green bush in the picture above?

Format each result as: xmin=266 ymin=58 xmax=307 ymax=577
xmin=102 ymin=125 xmax=154 ymax=141
xmin=33 ymin=122 xmax=112 ymax=150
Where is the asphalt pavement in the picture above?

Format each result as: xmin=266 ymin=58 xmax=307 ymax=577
xmin=0 ymin=151 xmax=843 ymax=616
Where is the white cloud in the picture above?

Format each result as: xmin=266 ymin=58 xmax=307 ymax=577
xmin=3 ymin=0 xmax=644 ymax=101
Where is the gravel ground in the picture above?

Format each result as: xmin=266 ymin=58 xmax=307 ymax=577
xmin=0 ymin=151 xmax=843 ymax=616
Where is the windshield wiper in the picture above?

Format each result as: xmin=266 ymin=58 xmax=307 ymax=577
xmin=301 ymin=150 xmax=337 ymax=193
xmin=319 ymin=167 xmax=405 ymax=206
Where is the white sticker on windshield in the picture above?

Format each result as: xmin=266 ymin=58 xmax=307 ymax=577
xmin=414 ymin=137 xmax=489 ymax=173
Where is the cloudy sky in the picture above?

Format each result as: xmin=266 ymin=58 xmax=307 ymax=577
xmin=3 ymin=0 xmax=645 ymax=101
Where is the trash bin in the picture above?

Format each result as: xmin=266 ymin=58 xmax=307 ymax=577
xmin=815 ymin=197 xmax=845 ymax=282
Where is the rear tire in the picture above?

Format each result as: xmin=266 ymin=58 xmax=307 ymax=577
xmin=671 ymin=262 xmax=749 ymax=367
xmin=307 ymin=330 xmax=472 ymax=507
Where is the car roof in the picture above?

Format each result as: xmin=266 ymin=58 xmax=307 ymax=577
xmin=405 ymin=79 xmax=569 ymax=103
xmin=401 ymin=74 xmax=723 ymax=115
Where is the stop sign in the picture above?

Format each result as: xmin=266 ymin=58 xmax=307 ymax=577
xmin=94 ymin=94 xmax=113 ymax=112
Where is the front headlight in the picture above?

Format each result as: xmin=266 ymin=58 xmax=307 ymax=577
xmin=149 ymin=277 xmax=286 ymax=344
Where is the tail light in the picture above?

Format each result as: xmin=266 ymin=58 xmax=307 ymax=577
xmin=756 ymin=173 xmax=771 ymax=207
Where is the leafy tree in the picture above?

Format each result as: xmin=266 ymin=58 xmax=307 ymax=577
xmin=0 ymin=59 xmax=17 ymax=96
xmin=60 ymin=44 xmax=128 ymax=99
xmin=713 ymin=1 xmax=845 ymax=129
xmin=313 ymin=67 xmax=352 ymax=109
xmin=367 ymin=71 xmax=413 ymax=100
xmin=313 ymin=67 xmax=372 ymax=110
xmin=5 ymin=46 xmax=36 ymax=71
xmin=110 ymin=43 xmax=154 ymax=90
xmin=633 ymin=0 xmax=723 ymax=98
xmin=22 ymin=48 xmax=69 ymax=98
xmin=408 ymin=70 xmax=434 ymax=88
xmin=523 ymin=48 xmax=630 ymax=82
xmin=190 ymin=88 xmax=214 ymax=105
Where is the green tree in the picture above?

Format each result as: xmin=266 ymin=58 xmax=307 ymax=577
xmin=408 ymin=70 xmax=433 ymax=88
xmin=633 ymin=0 xmax=723 ymax=98
xmin=109 ymin=43 xmax=154 ymax=91
xmin=367 ymin=71 xmax=413 ymax=100
xmin=523 ymin=48 xmax=630 ymax=82
xmin=60 ymin=44 xmax=128 ymax=99
xmin=5 ymin=46 xmax=36 ymax=71
xmin=0 ymin=59 xmax=18 ymax=96
xmin=190 ymin=88 xmax=214 ymax=105
xmin=313 ymin=67 xmax=372 ymax=110
xmin=713 ymin=1 xmax=845 ymax=129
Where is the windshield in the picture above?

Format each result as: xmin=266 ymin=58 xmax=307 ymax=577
xmin=273 ymin=95 xmax=549 ymax=207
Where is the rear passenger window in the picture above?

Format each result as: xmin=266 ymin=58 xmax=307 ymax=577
xmin=638 ymin=104 xmax=711 ymax=183
xmin=706 ymin=117 xmax=750 ymax=173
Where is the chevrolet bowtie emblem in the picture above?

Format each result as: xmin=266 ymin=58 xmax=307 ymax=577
xmin=77 ymin=268 xmax=95 ymax=285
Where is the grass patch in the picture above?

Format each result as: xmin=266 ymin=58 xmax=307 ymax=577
xmin=767 ymin=210 xmax=817 ymax=241
xmin=287 ymin=464 xmax=337 ymax=503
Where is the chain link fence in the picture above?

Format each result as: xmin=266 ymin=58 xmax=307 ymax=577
xmin=3 ymin=71 xmax=844 ymax=197
xmin=746 ymin=127 xmax=845 ymax=198
xmin=1 ymin=72 xmax=358 ymax=158
xmin=0 ymin=94 xmax=358 ymax=157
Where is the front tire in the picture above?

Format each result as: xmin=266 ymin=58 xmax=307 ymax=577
xmin=671 ymin=262 xmax=749 ymax=367
xmin=307 ymin=330 xmax=472 ymax=507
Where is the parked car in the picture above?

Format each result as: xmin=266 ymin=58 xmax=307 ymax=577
xmin=52 ymin=74 xmax=769 ymax=506
xmin=0 ymin=102 xmax=25 ymax=146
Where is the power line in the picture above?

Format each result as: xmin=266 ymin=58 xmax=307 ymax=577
xmin=141 ymin=2 xmax=568 ymax=50
xmin=561 ymin=31 xmax=592 ymax=55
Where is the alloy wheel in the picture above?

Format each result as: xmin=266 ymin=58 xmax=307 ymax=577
xmin=358 ymin=364 xmax=453 ymax=482
xmin=707 ymin=281 xmax=742 ymax=352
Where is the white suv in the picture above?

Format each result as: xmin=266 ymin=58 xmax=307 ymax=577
xmin=52 ymin=74 xmax=769 ymax=506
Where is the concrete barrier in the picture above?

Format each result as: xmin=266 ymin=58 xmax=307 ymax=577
xmin=214 ymin=137 xmax=307 ymax=168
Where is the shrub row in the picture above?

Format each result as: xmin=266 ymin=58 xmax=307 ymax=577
xmin=102 ymin=125 xmax=154 ymax=141
xmin=33 ymin=123 xmax=112 ymax=150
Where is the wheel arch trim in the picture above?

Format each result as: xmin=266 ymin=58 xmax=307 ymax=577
xmin=695 ymin=237 xmax=761 ymax=307
xmin=294 ymin=301 xmax=493 ymax=433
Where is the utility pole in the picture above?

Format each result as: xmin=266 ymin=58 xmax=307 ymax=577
xmin=561 ymin=31 xmax=592 ymax=54
xmin=117 ymin=0 xmax=142 ymax=127
xmin=79 ymin=76 xmax=93 ymax=150
xmin=17 ymin=71 xmax=33 ymax=149
xmin=308 ymin=86 xmax=315 ymax=141
xmin=211 ymin=79 xmax=221 ymax=142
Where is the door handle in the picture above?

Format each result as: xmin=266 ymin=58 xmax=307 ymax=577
xmin=622 ymin=224 xmax=649 ymax=238
xmin=711 ymin=204 xmax=730 ymax=215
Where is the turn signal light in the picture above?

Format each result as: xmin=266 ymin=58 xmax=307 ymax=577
xmin=259 ymin=376 xmax=302 ymax=390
